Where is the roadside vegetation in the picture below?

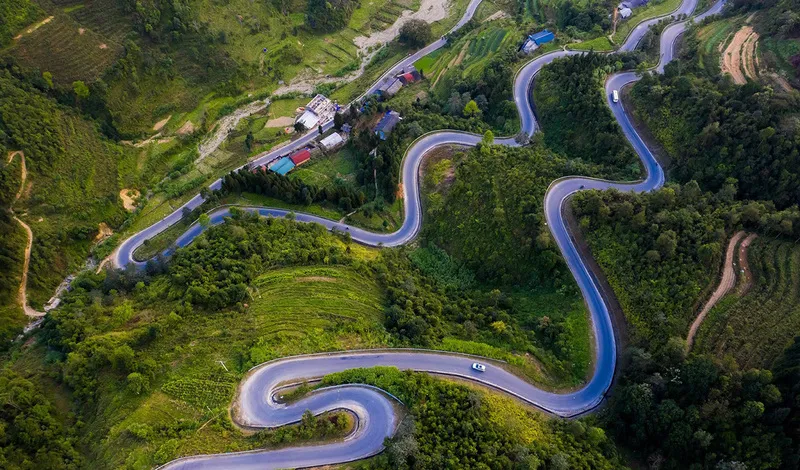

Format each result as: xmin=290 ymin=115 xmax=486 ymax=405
xmin=533 ymin=52 xmax=643 ymax=176
xmin=322 ymin=367 xmax=624 ymax=468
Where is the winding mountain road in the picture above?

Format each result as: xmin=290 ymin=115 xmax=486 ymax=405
xmin=110 ymin=1 xmax=726 ymax=467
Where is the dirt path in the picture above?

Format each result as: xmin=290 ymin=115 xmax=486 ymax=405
xmin=686 ymin=231 xmax=747 ymax=351
xmin=6 ymin=151 xmax=46 ymax=318
xmin=721 ymin=26 xmax=759 ymax=85
xmin=737 ymin=233 xmax=758 ymax=294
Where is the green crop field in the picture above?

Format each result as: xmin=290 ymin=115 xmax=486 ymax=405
xmin=245 ymin=265 xmax=389 ymax=360
xmin=290 ymin=146 xmax=360 ymax=187
xmin=570 ymin=35 xmax=614 ymax=51
xmin=695 ymin=17 xmax=738 ymax=75
xmin=695 ymin=238 xmax=800 ymax=368
xmin=760 ymin=36 xmax=800 ymax=83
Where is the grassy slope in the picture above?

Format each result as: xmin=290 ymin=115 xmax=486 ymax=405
xmin=695 ymin=238 xmax=800 ymax=369
xmin=76 ymin=263 xmax=385 ymax=469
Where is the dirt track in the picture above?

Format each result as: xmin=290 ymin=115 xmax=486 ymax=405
xmin=6 ymin=151 xmax=46 ymax=318
xmin=686 ymin=231 xmax=752 ymax=351
xmin=737 ymin=233 xmax=758 ymax=294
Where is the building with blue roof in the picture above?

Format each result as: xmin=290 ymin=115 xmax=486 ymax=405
xmin=521 ymin=29 xmax=555 ymax=53
xmin=271 ymin=157 xmax=296 ymax=176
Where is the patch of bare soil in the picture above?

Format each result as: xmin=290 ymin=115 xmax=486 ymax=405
xmin=94 ymin=222 xmax=113 ymax=242
xmin=78 ymin=28 xmax=85 ymax=35
xmin=686 ymin=231 xmax=747 ymax=351
xmin=153 ymin=114 xmax=172 ymax=131
xmin=721 ymin=26 xmax=759 ymax=85
xmin=176 ymin=120 xmax=196 ymax=135
xmin=119 ymin=188 xmax=140 ymax=211
xmin=265 ymin=116 xmax=295 ymax=128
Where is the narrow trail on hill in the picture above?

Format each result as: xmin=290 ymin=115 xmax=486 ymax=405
xmin=6 ymin=151 xmax=46 ymax=318
xmin=686 ymin=230 xmax=746 ymax=351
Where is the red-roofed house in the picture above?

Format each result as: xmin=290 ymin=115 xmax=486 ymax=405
xmin=290 ymin=149 xmax=311 ymax=166
xmin=399 ymin=72 xmax=419 ymax=84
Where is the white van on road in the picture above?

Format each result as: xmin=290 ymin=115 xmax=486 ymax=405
xmin=612 ymin=89 xmax=619 ymax=103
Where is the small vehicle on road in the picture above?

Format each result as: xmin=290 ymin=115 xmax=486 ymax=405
xmin=472 ymin=363 xmax=486 ymax=372
xmin=612 ymin=89 xmax=619 ymax=103
xmin=579 ymin=185 xmax=585 ymax=189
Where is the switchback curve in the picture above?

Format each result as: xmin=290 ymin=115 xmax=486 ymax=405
xmin=111 ymin=1 xmax=725 ymax=467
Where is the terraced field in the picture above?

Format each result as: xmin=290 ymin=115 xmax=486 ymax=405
xmin=10 ymin=5 xmax=121 ymax=84
xmin=695 ymin=238 xmax=800 ymax=368
xmin=246 ymin=265 xmax=389 ymax=360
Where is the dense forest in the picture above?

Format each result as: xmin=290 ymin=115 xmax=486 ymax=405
xmin=534 ymin=52 xmax=642 ymax=176
xmin=630 ymin=69 xmax=800 ymax=207
xmin=422 ymin=138 xmax=607 ymax=287
xmin=220 ymin=167 xmax=367 ymax=211
xmin=573 ymin=184 xmax=800 ymax=468
xmin=306 ymin=0 xmax=361 ymax=32
xmin=0 ymin=0 xmax=42 ymax=46
xmin=573 ymin=183 xmax=800 ymax=350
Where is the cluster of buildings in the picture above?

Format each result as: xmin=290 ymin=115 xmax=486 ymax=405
xmin=376 ymin=68 xmax=422 ymax=99
xmin=617 ymin=0 xmax=650 ymax=19
xmin=521 ymin=29 xmax=555 ymax=54
xmin=295 ymin=94 xmax=340 ymax=130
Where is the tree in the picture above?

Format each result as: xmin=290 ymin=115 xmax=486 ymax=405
xmin=245 ymin=131 xmax=254 ymax=151
xmin=318 ymin=124 xmax=323 ymax=135
xmin=463 ymin=100 xmax=481 ymax=118
xmin=127 ymin=372 xmax=149 ymax=395
xmin=399 ymin=19 xmax=433 ymax=48
xmin=72 ymin=80 xmax=89 ymax=105
xmin=333 ymin=112 xmax=344 ymax=130
xmin=294 ymin=121 xmax=306 ymax=133
xmin=42 ymin=71 xmax=53 ymax=89
xmin=199 ymin=213 xmax=211 ymax=228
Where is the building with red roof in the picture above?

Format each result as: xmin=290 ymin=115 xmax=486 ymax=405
xmin=290 ymin=149 xmax=311 ymax=166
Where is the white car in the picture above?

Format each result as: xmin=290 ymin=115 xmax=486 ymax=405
xmin=471 ymin=363 xmax=486 ymax=372
xmin=612 ymin=89 xmax=619 ymax=103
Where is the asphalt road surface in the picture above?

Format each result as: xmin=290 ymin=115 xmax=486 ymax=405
xmin=116 ymin=1 xmax=725 ymax=467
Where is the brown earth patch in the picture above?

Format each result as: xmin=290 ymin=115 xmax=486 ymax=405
xmin=265 ymin=116 xmax=296 ymax=128
xmin=721 ymin=26 xmax=759 ymax=84
xmin=176 ymin=120 xmax=196 ymax=135
xmin=120 ymin=188 xmax=140 ymax=211
xmin=95 ymin=222 xmax=113 ymax=242
xmin=153 ymin=115 xmax=172 ymax=131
